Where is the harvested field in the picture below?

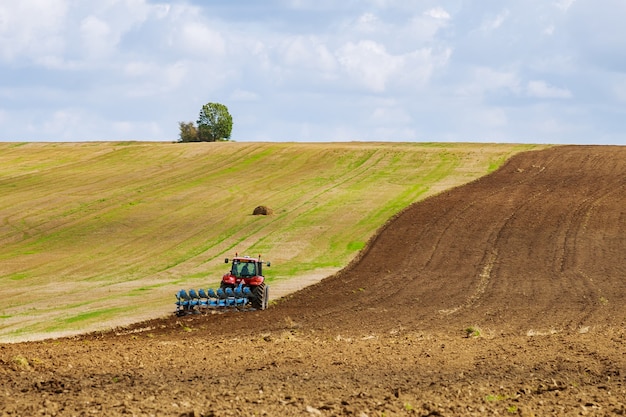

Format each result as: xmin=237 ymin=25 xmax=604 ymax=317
xmin=1 ymin=145 xmax=625 ymax=416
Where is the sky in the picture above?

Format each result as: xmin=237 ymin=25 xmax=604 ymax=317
xmin=0 ymin=0 xmax=625 ymax=144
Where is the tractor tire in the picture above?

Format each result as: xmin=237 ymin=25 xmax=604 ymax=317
xmin=251 ymin=283 xmax=269 ymax=310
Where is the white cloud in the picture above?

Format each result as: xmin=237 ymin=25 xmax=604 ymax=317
xmin=403 ymin=11 xmax=450 ymax=45
xmin=153 ymin=3 xmax=171 ymax=19
xmin=356 ymin=12 xmax=380 ymax=31
xmin=425 ymin=7 xmax=450 ymax=20
xmin=0 ymin=0 xmax=68 ymax=62
xmin=480 ymin=10 xmax=510 ymax=32
xmin=526 ymin=80 xmax=572 ymax=99
xmin=281 ymin=36 xmax=337 ymax=74
xmin=336 ymin=41 xmax=445 ymax=92
xmin=341 ymin=12 xmax=386 ymax=39
xmin=175 ymin=22 xmax=225 ymax=57
xmin=399 ymin=47 xmax=451 ymax=88
xmin=337 ymin=40 xmax=402 ymax=92
xmin=80 ymin=16 xmax=114 ymax=58
xmin=556 ymin=0 xmax=576 ymax=11
xmin=343 ymin=7 xmax=450 ymax=48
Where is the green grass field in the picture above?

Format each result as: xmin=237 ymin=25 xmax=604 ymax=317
xmin=0 ymin=141 xmax=544 ymax=341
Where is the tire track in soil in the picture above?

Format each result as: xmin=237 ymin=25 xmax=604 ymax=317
xmin=554 ymin=179 xmax=623 ymax=327
xmin=391 ymin=153 xmax=556 ymax=319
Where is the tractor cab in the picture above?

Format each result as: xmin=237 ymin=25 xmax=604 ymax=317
xmin=222 ymin=255 xmax=270 ymax=287
xmin=230 ymin=257 xmax=260 ymax=278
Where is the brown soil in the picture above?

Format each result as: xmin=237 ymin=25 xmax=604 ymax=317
xmin=1 ymin=145 xmax=625 ymax=417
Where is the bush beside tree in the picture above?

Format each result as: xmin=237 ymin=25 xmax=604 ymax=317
xmin=178 ymin=121 xmax=198 ymax=142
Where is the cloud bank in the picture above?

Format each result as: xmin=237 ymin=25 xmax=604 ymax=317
xmin=0 ymin=0 xmax=624 ymax=144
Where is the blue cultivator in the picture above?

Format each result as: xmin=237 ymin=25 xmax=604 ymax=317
xmin=175 ymin=283 xmax=256 ymax=316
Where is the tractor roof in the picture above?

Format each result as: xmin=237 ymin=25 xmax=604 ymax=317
xmin=233 ymin=256 xmax=261 ymax=262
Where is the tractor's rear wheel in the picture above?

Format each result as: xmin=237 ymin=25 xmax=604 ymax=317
xmin=251 ymin=283 xmax=269 ymax=310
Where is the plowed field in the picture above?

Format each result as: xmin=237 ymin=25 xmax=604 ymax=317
xmin=1 ymin=145 xmax=625 ymax=416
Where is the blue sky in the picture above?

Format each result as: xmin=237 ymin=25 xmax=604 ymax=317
xmin=1 ymin=0 xmax=625 ymax=144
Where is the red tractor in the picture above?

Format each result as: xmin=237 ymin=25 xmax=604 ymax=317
xmin=220 ymin=254 xmax=270 ymax=310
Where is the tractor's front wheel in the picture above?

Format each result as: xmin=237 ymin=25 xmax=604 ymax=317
xmin=251 ymin=283 xmax=269 ymax=310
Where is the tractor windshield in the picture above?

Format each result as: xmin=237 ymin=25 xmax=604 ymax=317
xmin=231 ymin=260 xmax=257 ymax=278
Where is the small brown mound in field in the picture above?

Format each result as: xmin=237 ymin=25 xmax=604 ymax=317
xmin=252 ymin=205 xmax=273 ymax=215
